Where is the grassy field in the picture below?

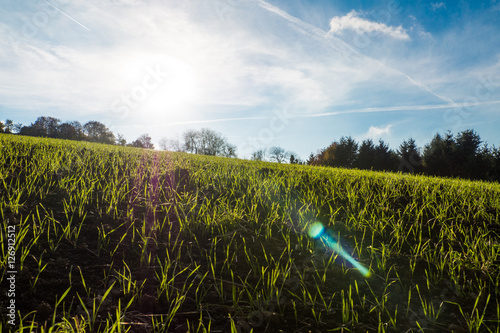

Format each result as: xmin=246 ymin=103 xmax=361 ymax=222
xmin=1 ymin=134 xmax=499 ymax=332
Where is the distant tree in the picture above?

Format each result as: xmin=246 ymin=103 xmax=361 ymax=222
xmin=159 ymin=137 xmax=183 ymax=151
xmin=397 ymin=138 xmax=423 ymax=173
xmin=4 ymin=119 xmax=14 ymax=133
xmin=315 ymin=137 xmax=358 ymax=168
xmin=318 ymin=142 xmax=338 ymax=167
xmin=334 ymin=136 xmax=358 ymax=168
xmin=373 ymin=139 xmax=398 ymax=171
xmin=199 ymin=128 xmax=225 ymax=156
xmin=307 ymin=152 xmax=316 ymax=165
xmin=180 ymin=128 xmax=236 ymax=157
xmin=222 ymin=143 xmax=237 ymax=158
xmin=83 ymin=121 xmax=115 ymax=144
xmin=129 ymin=139 xmax=143 ymax=148
xmin=159 ymin=137 xmax=169 ymax=151
xmin=491 ymin=146 xmax=500 ymax=182
xmin=13 ymin=122 xmax=23 ymax=134
xmin=3 ymin=119 xmax=22 ymax=134
xmin=26 ymin=116 xmax=61 ymax=137
xmin=170 ymin=138 xmax=183 ymax=152
xmin=251 ymin=149 xmax=266 ymax=161
xmin=0 ymin=121 xmax=5 ymax=133
xmin=116 ymin=133 xmax=127 ymax=146
xmin=131 ymin=133 xmax=154 ymax=149
xmin=423 ymin=132 xmax=455 ymax=176
xmin=454 ymin=129 xmax=482 ymax=179
xmin=356 ymin=139 xmax=376 ymax=170
xmin=183 ymin=129 xmax=200 ymax=154
xmin=19 ymin=126 xmax=34 ymax=136
xmin=289 ymin=154 xmax=303 ymax=164
xmin=476 ymin=144 xmax=496 ymax=181
xmin=58 ymin=121 xmax=84 ymax=140
xmin=308 ymin=151 xmax=328 ymax=166
xmin=268 ymin=146 xmax=288 ymax=163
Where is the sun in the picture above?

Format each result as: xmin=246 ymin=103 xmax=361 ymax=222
xmin=143 ymin=57 xmax=198 ymax=118
xmin=119 ymin=54 xmax=198 ymax=121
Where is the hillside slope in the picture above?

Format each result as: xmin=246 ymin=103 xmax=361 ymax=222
xmin=1 ymin=134 xmax=499 ymax=332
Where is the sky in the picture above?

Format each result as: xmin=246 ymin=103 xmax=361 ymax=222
xmin=1 ymin=0 xmax=499 ymax=160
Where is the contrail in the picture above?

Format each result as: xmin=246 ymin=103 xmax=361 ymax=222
xmin=155 ymin=100 xmax=500 ymax=126
xmin=254 ymin=0 xmax=456 ymax=106
xmin=303 ymin=100 xmax=500 ymax=118
xmin=42 ymin=0 xmax=92 ymax=32
xmin=147 ymin=115 xmax=270 ymax=127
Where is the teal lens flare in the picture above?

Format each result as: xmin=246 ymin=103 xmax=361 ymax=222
xmin=308 ymin=222 xmax=371 ymax=277
xmin=308 ymin=222 xmax=325 ymax=239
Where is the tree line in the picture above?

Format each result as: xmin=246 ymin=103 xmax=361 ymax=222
xmin=0 ymin=117 xmax=236 ymax=158
xmin=0 ymin=116 xmax=155 ymax=149
xmin=2 ymin=116 xmax=499 ymax=182
xmin=303 ymin=130 xmax=500 ymax=182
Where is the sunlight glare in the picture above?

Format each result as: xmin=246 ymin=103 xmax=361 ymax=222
xmin=120 ymin=54 xmax=199 ymax=121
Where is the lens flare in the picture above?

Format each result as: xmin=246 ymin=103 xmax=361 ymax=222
xmin=308 ymin=222 xmax=371 ymax=277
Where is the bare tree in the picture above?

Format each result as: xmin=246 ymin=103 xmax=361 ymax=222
xmin=251 ymin=149 xmax=266 ymax=161
xmin=222 ymin=142 xmax=237 ymax=158
xmin=181 ymin=128 xmax=236 ymax=157
xmin=183 ymin=129 xmax=200 ymax=154
xmin=159 ymin=137 xmax=183 ymax=151
xmin=268 ymin=146 xmax=289 ymax=163
xmin=116 ymin=133 xmax=127 ymax=146
xmin=159 ymin=137 xmax=169 ymax=151
xmin=139 ymin=133 xmax=155 ymax=149
xmin=5 ymin=119 xmax=24 ymax=133
xmin=5 ymin=119 xmax=15 ymax=133
xmin=129 ymin=133 xmax=154 ymax=149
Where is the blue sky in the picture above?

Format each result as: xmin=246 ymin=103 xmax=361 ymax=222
xmin=1 ymin=0 xmax=499 ymax=159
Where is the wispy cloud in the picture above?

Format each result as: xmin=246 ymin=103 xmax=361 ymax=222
xmin=328 ymin=10 xmax=410 ymax=41
xmin=431 ymin=2 xmax=446 ymax=11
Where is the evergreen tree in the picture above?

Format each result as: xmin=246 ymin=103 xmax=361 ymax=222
xmin=356 ymin=139 xmax=376 ymax=170
xmin=397 ymin=138 xmax=423 ymax=173
xmin=423 ymin=132 xmax=455 ymax=177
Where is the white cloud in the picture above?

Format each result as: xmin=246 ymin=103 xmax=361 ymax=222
xmin=431 ymin=2 xmax=446 ymax=11
xmin=366 ymin=125 xmax=393 ymax=138
xmin=408 ymin=15 xmax=433 ymax=39
xmin=329 ymin=10 xmax=410 ymax=41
